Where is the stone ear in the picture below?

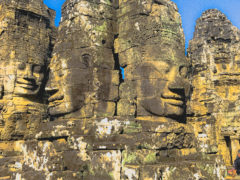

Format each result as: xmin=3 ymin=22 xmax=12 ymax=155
xmin=0 ymin=85 xmax=3 ymax=99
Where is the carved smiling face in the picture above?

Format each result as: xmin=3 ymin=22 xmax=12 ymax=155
xmin=14 ymin=62 xmax=45 ymax=96
xmin=136 ymin=59 xmax=191 ymax=119
xmin=0 ymin=9 xmax=52 ymax=98
xmin=46 ymin=53 xmax=93 ymax=116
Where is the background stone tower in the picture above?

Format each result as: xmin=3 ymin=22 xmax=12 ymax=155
xmin=188 ymin=9 xmax=240 ymax=166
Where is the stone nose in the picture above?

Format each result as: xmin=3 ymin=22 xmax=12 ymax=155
xmin=23 ymin=65 xmax=34 ymax=80
xmin=45 ymin=77 xmax=58 ymax=95
xmin=45 ymin=81 xmax=58 ymax=93
xmin=166 ymin=66 xmax=191 ymax=98
xmin=45 ymin=84 xmax=63 ymax=102
xmin=45 ymin=72 xmax=63 ymax=101
xmin=45 ymin=70 xmax=56 ymax=91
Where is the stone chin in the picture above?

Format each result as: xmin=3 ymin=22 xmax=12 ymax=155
xmin=141 ymin=98 xmax=185 ymax=119
xmin=14 ymin=86 xmax=40 ymax=96
xmin=48 ymin=102 xmax=77 ymax=116
xmin=163 ymin=102 xmax=185 ymax=118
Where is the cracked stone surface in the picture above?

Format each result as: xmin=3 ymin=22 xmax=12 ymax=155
xmin=0 ymin=0 xmax=238 ymax=179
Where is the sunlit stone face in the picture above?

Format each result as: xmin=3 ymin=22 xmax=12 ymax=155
xmin=46 ymin=69 xmax=81 ymax=116
xmin=0 ymin=9 xmax=52 ymax=98
xmin=137 ymin=58 xmax=191 ymax=119
xmin=46 ymin=54 xmax=93 ymax=116
xmin=14 ymin=62 xmax=45 ymax=96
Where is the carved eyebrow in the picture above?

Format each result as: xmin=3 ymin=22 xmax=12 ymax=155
xmin=163 ymin=59 xmax=173 ymax=64
xmin=151 ymin=61 xmax=171 ymax=73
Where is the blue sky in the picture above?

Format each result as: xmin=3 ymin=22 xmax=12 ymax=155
xmin=43 ymin=0 xmax=240 ymax=48
xmin=43 ymin=0 xmax=65 ymax=26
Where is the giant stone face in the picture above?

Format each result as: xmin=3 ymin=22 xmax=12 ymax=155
xmin=46 ymin=52 xmax=93 ymax=116
xmin=0 ymin=8 xmax=51 ymax=98
xmin=136 ymin=59 xmax=190 ymax=119
xmin=14 ymin=62 xmax=45 ymax=96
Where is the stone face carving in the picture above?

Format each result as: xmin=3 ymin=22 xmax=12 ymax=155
xmin=0 ymin=1 xmax=55 ymax=140
xmin=46 ymin=0 xmax=118 ymax=118
xmin=14 ymin=62 xmax=45 ymax=96
xmin=46 ymin=50 xmax=94 ymax=116
xmin=135 ymin=60 xmax=190 ymax=119
xmin=0 ymin=0 xmax=233 ymax=179
xmin=116 ymin=0 xmax=190 ymax=120
xmin=0 ymin=2 xmax=54 ymax=99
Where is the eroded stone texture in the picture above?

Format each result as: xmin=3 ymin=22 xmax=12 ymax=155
xmin=0 ymin=1 xmax=233 ymax=180
xmin=188 ymin=9 xmax=240 ymax=167
xmin=0 ymin=1 xmax=55 ymax=140
xmin=0 ymin=0 xmax=56 ymax=178
xmin=37 ymin=0 xmax=224 ymax=179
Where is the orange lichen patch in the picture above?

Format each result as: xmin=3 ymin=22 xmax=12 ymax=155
xmin=0 ymin=176 xmax=11 ymax=180
xmin=225 ymin=176 xmax=240 ymax=180
xmin=57 ymin=138 xmax=67 ymax=144
xmin=136 ymin=116 xmax=171 ymax=123
xmin=0 ymin=141 xmax=24 ymax=152
xmin=123 ymin=164 xmax=140 ymax=169
xmin=0 ymin=142 xmax=15 ymax=151
xmin=177 ymin=148 xmax=197 ymax=156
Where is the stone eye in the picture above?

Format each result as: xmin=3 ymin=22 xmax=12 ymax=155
xmin=179 ymin=66 xmax=188 ymax=78
xmin=82 ymin=54 xmax=91 ymax=68
xmin=58 ymin=71 xmax=63 ymax=77
xmin=33 ymin=65 xmax=43 ymax=73
xmin=164 ymin=66 xmax=170 ymax=73
xmin=18 ymin=62 xmax=26 ymax=70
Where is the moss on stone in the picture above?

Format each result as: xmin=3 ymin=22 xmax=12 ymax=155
xmin=94 ymin=21 xmax=107 ymax=32
xmin=122 ymin=151 xmax=138 ymax=165
xmin=123 ymin=121 xmax=142 ymax=134
xmin=143 ymin=152 xmax=157 ymax=164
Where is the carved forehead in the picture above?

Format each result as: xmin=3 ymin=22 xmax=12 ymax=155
xmin=16 ymin=61 xmax=45 ymax=67
xmin=50 ymin=47 xmax=115 ymax=72
xmin=0 ymin=60 xmax=45 ymax=67
xmin=10 ymin=58 xmax=46 ymax=66
xmin=0 ymin=1 xmax=54 ymax=20
xmin=138 ymin=60 xmax=189 ymax=71
xmin=0 ymin=7 xmax=52 ymax=65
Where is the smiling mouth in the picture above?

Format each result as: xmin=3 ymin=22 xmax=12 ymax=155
xmin=161 ymin=94 xmax=185 ymax=107
xmin=48 ymin=101 xmax=63 ymax=108
xmin=16 ymin=81 xmax=37 ymax=90
xmin=47 ymin=93 xmax=64 ymax=109
xmin=164 ymin=99 xmax=184 ymax=107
